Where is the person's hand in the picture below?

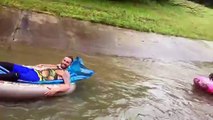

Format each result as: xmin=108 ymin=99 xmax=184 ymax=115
xmin=44 ymin=87 xmax=58 ymax=96
xmin=56 ymin=70 xmax=64 ymax=77
xmin=37 ymin=64 xmax=44 ymax=68
xmin=209 ymin=73 xmax=213 ymax=80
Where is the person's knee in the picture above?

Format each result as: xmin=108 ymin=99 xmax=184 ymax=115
xmin=0 ymin=72 xmax=19 ymax=82
xmin=10 ymin=72 xmax=20 ymax=81
xmin=0 ymin=62 xmax=12 ymax=65
xmin=0 ymin=62 xmax=14 ymax=71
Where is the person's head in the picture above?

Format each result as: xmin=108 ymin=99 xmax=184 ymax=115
xmin=209 ymin=73 xmax=213 ymax=81
xmin=60 ymin=56 xmax=73 ymax=69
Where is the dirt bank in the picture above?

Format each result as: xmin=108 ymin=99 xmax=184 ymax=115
xmin=0 ymin=7 xmax=213 ymax=61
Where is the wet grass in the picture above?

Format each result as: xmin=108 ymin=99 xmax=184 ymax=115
xmin=0 ymin=0 xmax=213 ymax=40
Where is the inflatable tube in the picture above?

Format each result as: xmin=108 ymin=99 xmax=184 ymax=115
xmin=193 ymin=76 xmax=213 ymax=93
xmin=0 ymin=81 xmax=76 ymax=100
xmin=0 ymin=57 xmax=93 ymax=100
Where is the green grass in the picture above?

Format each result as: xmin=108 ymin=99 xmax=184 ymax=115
xmin=0 ymin=0 xmax=213 ymax=40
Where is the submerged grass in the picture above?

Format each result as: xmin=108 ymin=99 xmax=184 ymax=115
xmin=0 ymin=0 xmax=213 ymax=40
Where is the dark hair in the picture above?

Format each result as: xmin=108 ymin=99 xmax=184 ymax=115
xmin=66 ymin=56 xmax=74 ymax=63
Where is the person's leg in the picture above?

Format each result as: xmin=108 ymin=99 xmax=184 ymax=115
xmin=12 ymin=64 xmax=32 ymax=73
xmin=19 ymin=70 xmax=40 ymax=82
xmin=12 ymin=64 xmax=40 ymax=82
xmin=0 ymin=72 xmax=19 ymax=82
xmin=0 ymin=62 xmax=19 ymax=82
xmin=0 ymin=62 xmax=14 ymax=71
xmin=0 ymin=63 xmax=40 ymax=82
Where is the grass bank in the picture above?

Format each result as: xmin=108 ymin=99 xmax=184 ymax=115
xmin=1 ymin=0 xmax=213 ymax=40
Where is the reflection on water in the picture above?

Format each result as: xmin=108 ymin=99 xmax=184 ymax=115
xmin=0 ymin=43 xmax=213 ymax=120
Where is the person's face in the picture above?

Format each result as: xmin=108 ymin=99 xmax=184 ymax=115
xmin=60 ymin=57 xmax=72 ymax=69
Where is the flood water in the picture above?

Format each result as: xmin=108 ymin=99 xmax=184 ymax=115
xmin=0 ymin=42 xmax=213 ymax=120
xmin=1 ymin=6 xmax=213 ymax=120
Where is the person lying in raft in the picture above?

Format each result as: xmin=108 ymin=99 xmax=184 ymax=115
xmin=0 ymin=56 xmax=73 ymax=96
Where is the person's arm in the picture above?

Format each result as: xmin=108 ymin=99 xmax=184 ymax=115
xmin=44 ymin=71 xmax=71 ymax=96
xmin=36 ymin=64 xmax=57 ymax=68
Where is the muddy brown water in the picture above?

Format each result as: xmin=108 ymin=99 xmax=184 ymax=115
xmin=0 ymin=7 xmax=213 ymax=120
xmin=0 ymin=43 xmax=213 ymax=120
